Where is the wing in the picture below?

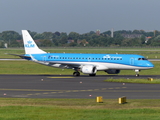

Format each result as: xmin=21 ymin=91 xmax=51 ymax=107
xmin=47 ymin=61 xmax=96 ymax=68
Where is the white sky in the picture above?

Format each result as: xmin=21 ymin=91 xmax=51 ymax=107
xmin=0 ymin=0 xmax=159 ymax=34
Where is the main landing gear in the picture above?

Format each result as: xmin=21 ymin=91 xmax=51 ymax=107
xmin=72 ymin=68 xmax=96 ymax=77
xmin=73 ymin=72 xmax=96 ymax=76
xmin=135 ymin=69 xmax=140 ymax=77
xmin=73 ymin=72 xmax=80 ymax=76
xmin=89 ymin=74 xmax=96 ymax=76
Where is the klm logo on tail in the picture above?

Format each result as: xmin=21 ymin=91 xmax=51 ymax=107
xmin=25 ymin=41 xmax=35 ymax=48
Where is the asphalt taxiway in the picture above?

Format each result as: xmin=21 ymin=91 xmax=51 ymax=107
xmin=0 ymin=74 xmax=160 ymax=99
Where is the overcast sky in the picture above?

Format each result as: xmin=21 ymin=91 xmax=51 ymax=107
xmin=0 ymin=0 xmax=160 ymax=34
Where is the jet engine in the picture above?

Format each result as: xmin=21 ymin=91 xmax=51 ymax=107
xmin=105 ymin=69 xmax=120 ymax=74
xmin=81 ymin=65 xmax=97 ymax=74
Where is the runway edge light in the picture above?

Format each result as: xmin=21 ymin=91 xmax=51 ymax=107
xmin=96 ymin=96 xmax=103 ymax=103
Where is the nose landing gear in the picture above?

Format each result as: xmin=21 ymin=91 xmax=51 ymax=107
xmin=135 ymin=69 xmax=140 ymax=77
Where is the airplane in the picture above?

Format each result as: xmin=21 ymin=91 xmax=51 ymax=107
xmin=10 ymin=30 xmax=154 ymax=77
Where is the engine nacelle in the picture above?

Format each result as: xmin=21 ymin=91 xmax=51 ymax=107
xmin=105 ymin=69 xmax=120 ymax=74
xmin=81 ymin=66 xmax=97 ymax=74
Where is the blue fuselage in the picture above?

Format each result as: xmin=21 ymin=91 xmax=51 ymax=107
xmin=25 ymin=53 xmax=154 ymax=70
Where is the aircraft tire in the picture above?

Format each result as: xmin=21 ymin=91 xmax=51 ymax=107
xmin=89 ymin=74 xmax=96 ymax=76
xmin=73 ymin=72 xmax=80 ymax=76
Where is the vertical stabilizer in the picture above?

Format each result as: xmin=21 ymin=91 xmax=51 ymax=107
xmin=22 ymin=30 xmax=46 ymax=54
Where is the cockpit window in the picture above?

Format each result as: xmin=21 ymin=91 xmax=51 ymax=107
xmin=138 ymin=58 xmax=147 ymax=60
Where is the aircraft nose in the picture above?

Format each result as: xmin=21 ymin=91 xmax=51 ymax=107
xmin=147 ymin=61 xmax=154 ymax=68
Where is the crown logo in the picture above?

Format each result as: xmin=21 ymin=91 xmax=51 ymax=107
xmin=27 ymin=41 xmax=32 ymax=44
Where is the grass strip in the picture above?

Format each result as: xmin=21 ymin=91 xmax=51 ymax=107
xmin=0 ymin=98 xmax=160 ymax=120
xmin=104 ymin=78 xmax=160 ymax=84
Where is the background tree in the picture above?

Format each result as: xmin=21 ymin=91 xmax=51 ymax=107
xmin=0 ymin=29 xmax=159 ymax=48
xmin=68 ymin=32 xmax=79 ymax=42
xmin=40 ymin=39 xmax=53 ymax=47
xmin=1 ymin=31 xmax=21 ymax=47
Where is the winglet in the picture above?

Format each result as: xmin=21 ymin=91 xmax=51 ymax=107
xmin=22 ymin=30 xmax=46 ymax=54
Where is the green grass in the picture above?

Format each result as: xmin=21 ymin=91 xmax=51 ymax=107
xmin=0 ymin=61 xmax=73 ymax=75
xmin=105 ymin=78 xmax=160 ymax=84
xmin=0 ymin=98 xmax=160 ymax=120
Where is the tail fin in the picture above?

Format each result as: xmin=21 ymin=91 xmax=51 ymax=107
xmin=22 ymin=30 xmax=46 ymax=54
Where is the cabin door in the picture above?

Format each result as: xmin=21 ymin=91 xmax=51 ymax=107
xmin=130 ymin=57 xmax=134 ymax=65
xmin=42 ymin=56 xmax=46 ymax=61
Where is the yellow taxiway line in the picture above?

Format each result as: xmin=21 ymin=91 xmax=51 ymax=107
xmin=48 ymin=77 xmax=74 ymax=78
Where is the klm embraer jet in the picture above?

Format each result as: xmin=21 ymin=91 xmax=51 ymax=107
xmin=12 ymin=30 xmax=154 ymax=76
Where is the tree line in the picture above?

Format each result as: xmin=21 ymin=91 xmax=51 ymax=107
xmin=0 ymin=30 xmax=160 ymax=48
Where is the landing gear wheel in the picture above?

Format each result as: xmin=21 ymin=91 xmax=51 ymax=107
xmin=73 ymin=72 xmax=80 ymax=76
xmin=135 ymin=69 xmax=140 ymax=77
xmin=89 ymin=74 xmax=96 ymax=76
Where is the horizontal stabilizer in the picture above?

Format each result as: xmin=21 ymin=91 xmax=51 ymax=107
xmin=6 ymin=53 xmax=31 ymax=59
